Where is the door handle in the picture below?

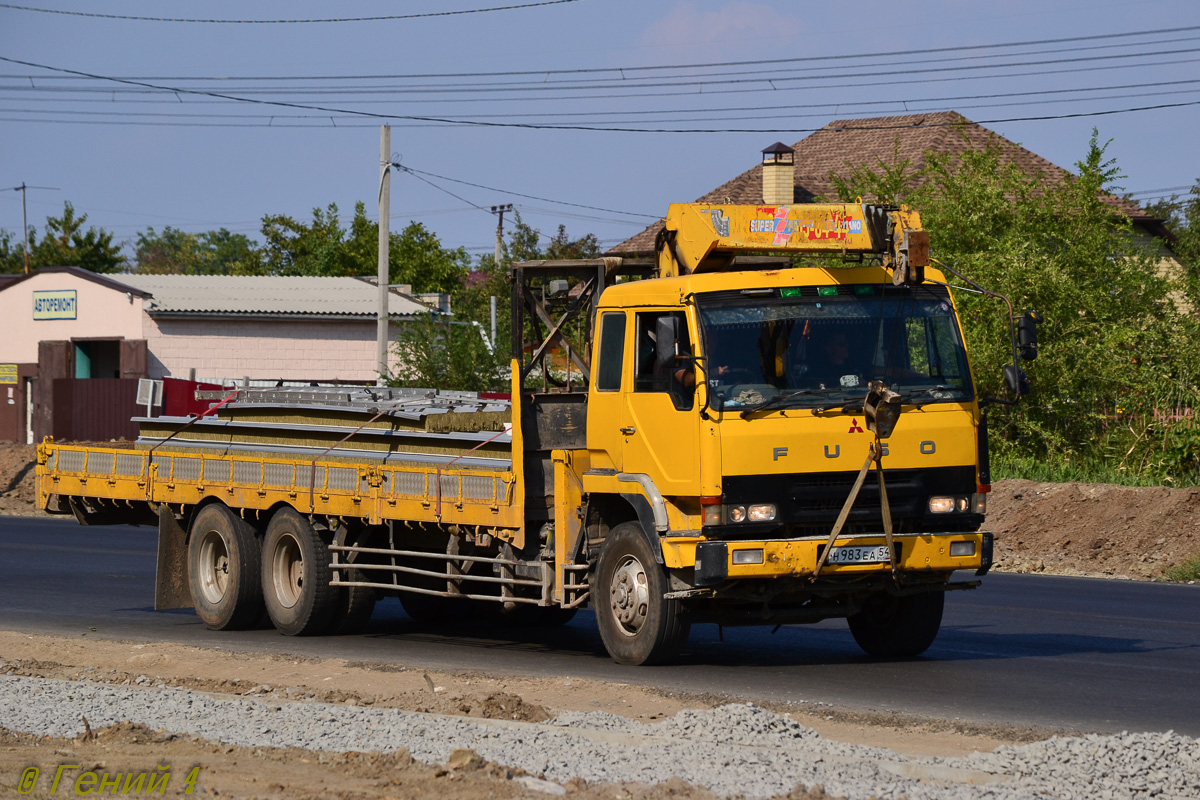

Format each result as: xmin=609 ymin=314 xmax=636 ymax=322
xmin=619 ymin=426 xmax=636 ymax=435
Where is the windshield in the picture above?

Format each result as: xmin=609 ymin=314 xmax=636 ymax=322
xmin=694 ymin=284 xmax=973 ymax=411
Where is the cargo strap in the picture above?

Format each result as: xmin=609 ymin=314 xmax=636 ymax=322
xmin=810 ymin=438 xmax=899 ymax=581
xmin=435 ymin=425 xmax=511 ymax=520
xmin=143 ymin=387 xmax=242 ymax=498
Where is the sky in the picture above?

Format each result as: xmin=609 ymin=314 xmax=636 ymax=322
xmin=2 ymin=0 xmax=1199 ymax=263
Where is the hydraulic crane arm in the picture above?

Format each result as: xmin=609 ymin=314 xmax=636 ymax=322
xmin=654 ymin=202 xmax=930 ymax=285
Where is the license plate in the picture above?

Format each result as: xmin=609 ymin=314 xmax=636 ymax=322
xmin=826 ymin=544 xmax=891 ymax=565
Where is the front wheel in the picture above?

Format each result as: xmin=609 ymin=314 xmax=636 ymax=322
xmin=595 ymin=522 xmax=690 ymax=666
xmin=847 ymin=589 xmax=944 ymax=657
xmin=261 ymin=507 xmax=336 ymax=636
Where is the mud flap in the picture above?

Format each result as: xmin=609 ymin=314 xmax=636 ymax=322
xmin=155 ymin=505 xmax=193 ymax=611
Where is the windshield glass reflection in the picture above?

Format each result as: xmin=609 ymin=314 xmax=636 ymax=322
xmin=694 ymin=284 xmax=973 ymax=411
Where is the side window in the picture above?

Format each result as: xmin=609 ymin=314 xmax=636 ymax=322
xmin=634 ymin=311 xmax=694 ymax=410
xmin=596 ymin=312 xmax=626 ymax=391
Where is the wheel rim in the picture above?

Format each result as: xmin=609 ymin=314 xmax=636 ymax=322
xmin=609 ymin=553 xmax=650 ymax=637
xmin=196 ymin=529 xmax=230 ymax=605
xmin=271 ymin=532 xmax=304 ymax=609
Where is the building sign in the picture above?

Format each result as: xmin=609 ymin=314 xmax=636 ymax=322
xmin=32 ymin=289 xmax=77 ymax=320
xmin=0 ymin=364 xmax=16 ymax=385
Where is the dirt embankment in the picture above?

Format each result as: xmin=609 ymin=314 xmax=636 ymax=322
xmin=3 ymin=442 xmax=1198 ymax=580
xmin=984 ymin=479 xmax=1200 ymax=579
xmin=0 ymin=443 xmax=39 ymax=517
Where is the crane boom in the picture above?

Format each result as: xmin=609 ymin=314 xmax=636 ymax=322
xmin=655 ymin=202 xmax=930 ymax=285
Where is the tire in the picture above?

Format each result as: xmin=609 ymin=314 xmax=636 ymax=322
xmin=261 ymin=507 xmax=337 ymax=636
xmin=847 ymin=589 xmax=945 ymax=657
xmin=594 ymin=522 xmax=690 ymax=666
xmin=187 ymin=502 xmax=263 ymax=630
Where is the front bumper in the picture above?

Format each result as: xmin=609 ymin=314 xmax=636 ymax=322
xmin=662 ymin=531 xmax=993 ymax=586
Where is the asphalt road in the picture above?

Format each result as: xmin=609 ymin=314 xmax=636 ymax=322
xmin=3 ymin=515 xmax=1198 ymax=736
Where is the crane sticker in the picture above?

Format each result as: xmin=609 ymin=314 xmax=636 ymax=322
xmin=799 ymin=210 xmax=863 ymax=242
xmin=749 ymin=207 xmax=865 ymax=244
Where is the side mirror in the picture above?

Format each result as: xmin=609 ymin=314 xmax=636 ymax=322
xmin=1017 ymin=310 xmax=1042 ymax=361
xmin=1004 ymin=365 xmax=1030 ymax=396
xmin=655 ymin=316 xmax=681 ymax=371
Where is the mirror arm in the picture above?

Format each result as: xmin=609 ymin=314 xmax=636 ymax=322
xmin=932 ymin=258 xmax=1024 ymax=404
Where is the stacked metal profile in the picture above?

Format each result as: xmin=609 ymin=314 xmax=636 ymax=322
xmin=134 ymin=386 xmax=513 ymax=471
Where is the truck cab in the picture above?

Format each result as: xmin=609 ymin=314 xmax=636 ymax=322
xmin=572 ymin=260 xmax=991 ymax=664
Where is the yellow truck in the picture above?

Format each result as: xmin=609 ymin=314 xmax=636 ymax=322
xmin=36 ymin=200 xmax=1038 ymax=665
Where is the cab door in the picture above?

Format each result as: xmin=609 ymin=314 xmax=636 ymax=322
xmin=621 ymin=310 xmax=701 ymax=496
xmin=586 ymin=310 xmax=629 ymax=472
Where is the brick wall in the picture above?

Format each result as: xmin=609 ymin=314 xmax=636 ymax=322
xmin=143 ymin=316 xmax=402 ymax=382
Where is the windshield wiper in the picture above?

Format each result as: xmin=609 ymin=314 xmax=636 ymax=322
xmin=740 ymin=388 xmax=841 ymax=419
xmin=901 ymin=385 xmax=958 ymax=405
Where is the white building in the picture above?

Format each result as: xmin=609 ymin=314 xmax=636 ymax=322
xmin=0 ymin=267 xmax=442 ymax=442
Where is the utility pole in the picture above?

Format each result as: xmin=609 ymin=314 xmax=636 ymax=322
xmin=6 ymin=183 xmax=58 ymax=275
xmin=489 ymin=204 xmax=511 ymax=354
xmin=491 ymin=203 xmax=512 ymax=265
xmin=19 ymin=182 xmax=28 ymax=275
xmin=377 ymin=126 xmax=391 ymax=385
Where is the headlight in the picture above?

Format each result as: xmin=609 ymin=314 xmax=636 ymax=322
xmin=928 ymin=496 xmax=954 ymax=514
xmin=747 ymin=503 xmax=776 ymax=522
xmin=700 ymin=503 xmax=779 ymax=525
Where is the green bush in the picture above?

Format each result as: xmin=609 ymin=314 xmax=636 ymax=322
xmin=1163 ymin=555 xmax=1200 ymax=583
xmin=832 ymin=130 xmax=1200 ymax=486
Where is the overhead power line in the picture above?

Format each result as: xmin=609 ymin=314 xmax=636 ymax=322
xmin=3 ymin=54 xmax=1199 ymax=134
xmin=0 ymin=1 xmax=582 ymax=23
xmin=5 ymin=45 xmax=1196 ymax=96
xmin=5 ymin=84 xmax=1199 ymax=127
xmin=398 ymin=167 xmax=657 ymax=219
xmin=6 ymin=31 xmax=1198 ymax=85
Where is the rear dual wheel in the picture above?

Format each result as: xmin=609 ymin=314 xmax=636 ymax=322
xmin=187 ymin=503 xmax=263 ymax=631
xmin=261 ymin=507 xmax=337 ymax=636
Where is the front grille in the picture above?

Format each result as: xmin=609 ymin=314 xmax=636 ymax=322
xmin=715 ymin=466 xmax=979 ymax=539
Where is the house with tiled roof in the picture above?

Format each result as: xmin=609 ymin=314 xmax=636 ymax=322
xmin=611 ymin=111 xmax=1170 ymax=256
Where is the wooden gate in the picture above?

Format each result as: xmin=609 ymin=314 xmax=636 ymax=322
xmin=51 ymin=378 xmax=140 ymax=443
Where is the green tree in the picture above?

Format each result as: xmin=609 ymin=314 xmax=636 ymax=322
xmin=258 ymin=202 xmax=353 ymax=277
xmin=256 ymin=201 xmax=469 ymax=292
xmin=1142 ymin=179 xmax=1200 ymax=302
xmin=3 ymin=202 xmax=124 ymax=273
xmin=391 ymin=213 xmax=602 ymax=390
xmin=389 ymin=313 xmax=504 ymax=392
xmin=832 ymin=131 xmax=1200 ymax=481
xmin=134 ymin=226 xmax=259 ymax=274
xmin=0 ymin=228 xmax=22 ymax=273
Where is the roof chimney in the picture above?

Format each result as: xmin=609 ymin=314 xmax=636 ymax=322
xmin=761 ymin=142 xmax=795 ymax=205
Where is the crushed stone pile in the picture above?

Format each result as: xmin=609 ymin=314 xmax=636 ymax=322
xmin=2 ymin=675 xmax=1197 ymax=800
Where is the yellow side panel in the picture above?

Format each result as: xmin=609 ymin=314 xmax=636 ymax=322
xmin=37 ymin=443 xmax=523 ymax=533
xmin=667 ymin=203 xmax=880 ymax=272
